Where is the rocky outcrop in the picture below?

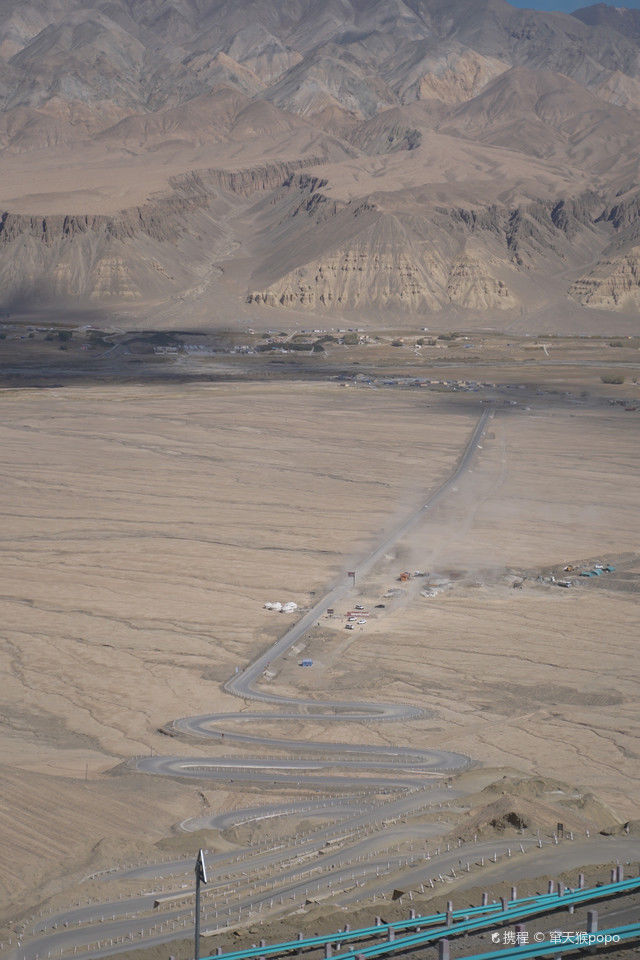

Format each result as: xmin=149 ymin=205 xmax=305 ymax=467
xmin=223 ymin=24 xmax=303 ymax=85
xmin=446 ymin=256 xmax=515 ymax=310
xmin=248 ymin=246 xmax=446 ymax=310
xmin=598 ymin=191 xmax=640 ymax=242
xmin=0 ymin=196 xmax=201 ymax=247
xmin=570 ymin=247 xmax=640 ymax=309
xmin=247 ymin=201 xmax=517 ymax=312
xmin=248 ymin=211 xmax=448 ymax=309
xmin=0 ymin=158 xmax=326 ymax=302
xmin=434 ymin=194 xmax=603 ymax=266
xmin=243 ymin=175 xmax=622 ymax=313
xmin=170 ymin=158 xmax=325 ymax=199
xmin=413 ymin=50 xmax=509 ymax=105
xmin=594 ymin=70 xmax=640 ymax=111
xmin=568 ymin=191 xmax=640 ymax=309
xmin=248 ymin=247 xmax=514 ymax=312
xmin=349 ymin=122 xmax=423 ymax=155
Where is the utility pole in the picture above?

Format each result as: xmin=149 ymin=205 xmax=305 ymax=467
xmin=195 ymin=849 xmax=208 ymax=960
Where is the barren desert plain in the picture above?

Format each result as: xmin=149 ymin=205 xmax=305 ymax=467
xmin=3 ymin=0 xmax=640 ymax=956
xmin=1 ymin=330 xmax=639 ymax=960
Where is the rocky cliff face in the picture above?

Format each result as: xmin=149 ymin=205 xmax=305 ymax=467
xmin=0 ymin=152 xmax=629 ymax=322
xmin=245 ymin=178 xmax=613 ymax=315
xmin=249 ymin=243 xmax=447 ymax=311
xmin=0 ymin=0 xmax=640 ymax=326
xmin=568 ymin=191 xmax=640 ymax=310
xmin=248 ymin=247 xmax=515 ymax=312
xmin=570 ymin=249 xmax=640 ymax=310
xmin=0 ymin=159 xmax=319 ymax=302
xmin=412 ymin=49 xmax=510 ymax=105
xmin=446 ymin=255 xmax=515 ymax=310
xmin=170 ymin=158 xmax=324 ymax=199
xmin=0 ymin=198 xmax=200 ymax=246
xmin=246 ymin=188 xmax=522 ymax=313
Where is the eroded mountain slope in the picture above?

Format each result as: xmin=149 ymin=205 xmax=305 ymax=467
xmin=0 ymin=0 xmax=639 ymax=328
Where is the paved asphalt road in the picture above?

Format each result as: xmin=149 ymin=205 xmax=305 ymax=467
xmin=13 ymin=408 xmax=510 ymax=960
xmin=13 ymin=404 xmax=640 ymax=960
xmin=137 ymin=409 xmax=491 ymax=789
xmin=225 ymin=409 xmax=491 ymax=705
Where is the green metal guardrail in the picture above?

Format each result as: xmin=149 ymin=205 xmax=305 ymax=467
xmin=202 ymin=876 xmax=640 ymax=960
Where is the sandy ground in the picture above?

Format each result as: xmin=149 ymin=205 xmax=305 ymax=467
xmin=272 ymin=402 xmax=640 ymax=819
xmin=1 ymin=375 xmax=638 ymax=941
xmin=0 ymin=382 xmax=472 ymax=914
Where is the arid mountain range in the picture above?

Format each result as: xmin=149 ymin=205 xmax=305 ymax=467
xmin=2 ymin=0 xmax=640 ymax=330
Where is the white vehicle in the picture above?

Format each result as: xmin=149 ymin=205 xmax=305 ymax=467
xmin=358 ymin=619 xmax=367 ymax=625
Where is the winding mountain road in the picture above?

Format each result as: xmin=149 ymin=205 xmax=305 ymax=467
xmin=136 ymin=407 xmax=492 ymax=789
xmin=18 ymin=403 xmax=634 ymax=960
